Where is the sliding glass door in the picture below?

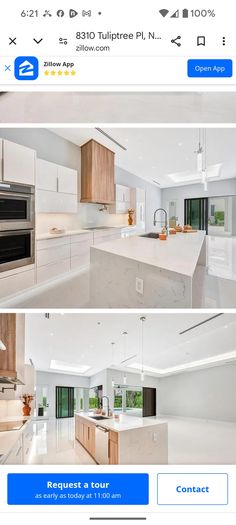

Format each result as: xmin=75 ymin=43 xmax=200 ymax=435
xmin=184 ymin=198 xmax=208 ymax=233
xmin=56 ymin=386 xmax=74 ymax=418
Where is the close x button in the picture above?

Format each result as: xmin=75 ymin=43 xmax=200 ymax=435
xmin=188 ymin=59 xmax=233 ymax=78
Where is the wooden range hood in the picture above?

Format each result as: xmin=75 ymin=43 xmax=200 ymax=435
xmin=0 ymin=314 xmax=25 ymax=386
xmin=80 ymin=139 xmax=115 ymax=205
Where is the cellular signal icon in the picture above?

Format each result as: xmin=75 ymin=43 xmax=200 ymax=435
xmin=171 ymin=10 xmax=179 ymax=18
xmin=159 ymin=9 xmax=169 ymax=17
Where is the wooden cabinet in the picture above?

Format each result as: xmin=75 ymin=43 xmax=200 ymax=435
xmin=36 ymin=158 xmax=78 ymax=213
xmin=1 ymin=139 xmax=36 ymax=185
xmin=0 ymin=314 xmax=25 ymax=384
xmin=109 ymin=430 xmax=119 ymax=465
xmin=81 ymin=140 xmax=115 ymax=204
xmin=75 ymin=415 xmax=96 ymax=459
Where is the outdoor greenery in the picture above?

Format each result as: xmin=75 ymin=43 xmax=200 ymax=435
xmin=209 ymin=211 xmax=225 ymax=226
xmin=114 ymin=395 xmax=122 ymax=408
xmin=126 ymin=390 xmax=143 ymax=409
xmin=89 ymin=397 xmax=99 ymax=409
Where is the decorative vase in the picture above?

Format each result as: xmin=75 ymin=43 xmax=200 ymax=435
xmin=22 ymin=404 xmax=31 ymax=417
xmin=128 ymin=209 xmax=134 ymax=226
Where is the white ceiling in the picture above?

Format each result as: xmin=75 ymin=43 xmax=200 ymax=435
xmin=51 ymin=128 xmax=236 ymax=188
xmin=25 ymin=313 xmax=236 ymax=378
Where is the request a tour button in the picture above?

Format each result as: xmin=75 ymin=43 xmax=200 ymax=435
xmin=157 ymin=473 xmax=228 ymax=506
xmin=188 ymin=59 xmax=233 ymax=77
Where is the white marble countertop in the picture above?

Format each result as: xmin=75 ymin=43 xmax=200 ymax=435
xmin=75 ymin=412 xmax=167 ymax=433
xmin=91 ymin=231 xmax=206 ymax=277
xmin=0 ymin=417 xmax=31 ymax=463
xmin=36 ymin=225 xmax=136 ymax=241
xmin=36 ymin=229 xmax=92 ymax=240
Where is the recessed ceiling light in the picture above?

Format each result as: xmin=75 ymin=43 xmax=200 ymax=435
xmin=224 ymin=325 xmax=228 ymax=329
xmin=138 ymin=155 xmax=143 ymax=160
xmin=50 ymin=332 xmax=54 ymax=337
xmin=50 ymin=360 xmax=91 ymax=374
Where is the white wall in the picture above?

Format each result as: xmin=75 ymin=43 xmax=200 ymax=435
xmin=36 ymin=371 xmax=89 ymax=418
xmin=162 ymin=178 xmax=236 ymax=226
xmin=159 ymin=362 xmax=236 ymax=423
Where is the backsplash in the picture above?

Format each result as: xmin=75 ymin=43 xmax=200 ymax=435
xmin=0 ymin=400 xmax=22 ymax=418
xmin=36 ymin=206 xmax=128 ymax=235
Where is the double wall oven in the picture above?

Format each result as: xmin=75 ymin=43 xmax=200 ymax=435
xmin=0 ymin=182 xmax=35 ymax=272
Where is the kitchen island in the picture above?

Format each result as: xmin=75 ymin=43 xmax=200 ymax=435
xmin=90 ymin=232 xmax=206 ymax=308
xmin=75 ymin=413 xmax=168 ymax=465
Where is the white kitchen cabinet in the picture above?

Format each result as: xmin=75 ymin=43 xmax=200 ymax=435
xmin=116 ymin=184 xmax=131 ymax=203
xmin=36 ymin=158 xmax=78 ymax=213
xmin=36 ymin=236 xmax=71 ymax=283
xmin=109 ymin=184 xmax=131 ymax=214
xmin=36 ymin=189 xmax=77 ymax=214
xmin=0 ymin=267 xmax=35 ymax=301
xmin=130 ymin=187 xmax=146 ymax=232
xmin=2 ymin=139 xmax=36 ymax=185
xmin=36 ymin=159 xmax=58 ymax=191
xmin=37 ymin=242 xmax=70 ymax=267
xmin=70 ymin=233 xmax=93 ymax=270
xmin=37 ymin=259 xmax=70 ymax=284
xmin=4 ymin=436 xmax=23 ymax=465
xmin=58 ymin=166 xmax=78 ymax=194
xmin=93 ymin=229 xmax=122 ymax=245
xmin=23 ymin=422 xmax=34 ymax=464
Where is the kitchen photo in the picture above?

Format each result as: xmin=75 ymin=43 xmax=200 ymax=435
xmin=0 ymin=311 xmax=236 ymax=466
xmin=0 ymin=127 xmax=236 ymax=308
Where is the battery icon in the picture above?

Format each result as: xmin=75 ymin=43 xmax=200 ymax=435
xmin=182 ymin=9 xmax=189 ymax=18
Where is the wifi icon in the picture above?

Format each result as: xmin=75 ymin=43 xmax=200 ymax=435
xmin=159 ymin=9 xmax=169 ymax=17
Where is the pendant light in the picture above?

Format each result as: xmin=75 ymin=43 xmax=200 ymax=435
xmin=195 ymin=129 xmax=208 ymax=191
xmin=202 ymin=129 xmax=208 ymax=191
xmin=140 ymin=316 xmax=146 ymax=382
xmin=111 ymin=342 xmax=115 ymax=388
xmin=0 ymin=340 xmax=6 ymax=351
xmin=196 ymin=129 xmax=204 ymax=173
xmin=122 ymin=331 xmax=128 ymax=385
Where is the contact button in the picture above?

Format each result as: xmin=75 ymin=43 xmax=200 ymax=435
xmin=188 ymin=59 xmax=233 ymax=77
xmin=157 ymin=473 xmax=228 ymax=505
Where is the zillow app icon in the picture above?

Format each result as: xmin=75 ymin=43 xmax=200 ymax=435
xmin=14 ymin=56 xmax=39 ymax=80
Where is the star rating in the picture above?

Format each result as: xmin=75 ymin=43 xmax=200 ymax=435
xmin=44 ymin=69 xmax=77 ymax=77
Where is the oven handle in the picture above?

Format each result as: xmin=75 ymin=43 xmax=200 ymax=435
xmin=0 ymin=191 xmax=32 ymax=198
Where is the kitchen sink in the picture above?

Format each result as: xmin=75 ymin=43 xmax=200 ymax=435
xmin=90 ymin=416 xmax=110 ymax=420
xmin=140 ymin=232 xmax=159 ymax=239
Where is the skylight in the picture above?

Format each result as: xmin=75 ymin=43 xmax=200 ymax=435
xmin=50 ymin=360 xmax=91 ymax=374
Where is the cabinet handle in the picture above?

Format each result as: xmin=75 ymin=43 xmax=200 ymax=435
xmin=108 ymin=439 xmax=110 ymax=459
xmin=26 ymin=447 xmax=29 ymax=455
xmin=88 ymin=426 xmax=90 ymax=440
xmin=56 ymin=176 xmax=59 ymax=192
